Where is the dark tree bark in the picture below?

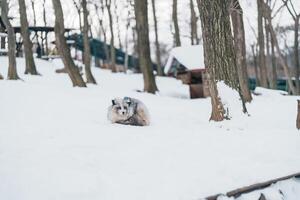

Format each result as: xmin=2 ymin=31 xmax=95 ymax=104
xmin=52 ymin=0 xmax=86 ymax=87
xmin=134 ymin=0 xmax=158 ymax=94
xmin=106 ymin=0 xmax=116 ymax=72
xmin=251 ymin=44 xmax=260 ymax=86
xmin=257 ymin=0 xmax=268 ymax=87
xmin=151 ymin=0 xmax=163 ymax=76
xmin=82 ymin=0 xmax=96 ymax=84
xmin=2 ymin=0 xmax=19 ymax=80
xmin=190 ymin=0 xmax=199 ymax=45
xmin=261 ymin=0 xmax=296 ymax=94
xmin=231 ymin=0 xmax=252 ymax=102
xmin=18 ymin=0 xmax=38 ymax=75
xmin=198 ymin=0 xmax=247 ymax=121
xmin=172 ymin=0 xmax=181 ymax=46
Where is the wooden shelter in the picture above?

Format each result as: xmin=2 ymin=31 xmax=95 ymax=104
xmin=165 ymin=45 xmax=210 ymax=98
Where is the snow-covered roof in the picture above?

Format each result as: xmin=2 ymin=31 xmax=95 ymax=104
xmin=164 ymin=45 xmax=205 ymax=74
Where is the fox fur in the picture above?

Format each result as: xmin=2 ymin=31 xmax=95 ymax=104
xmin=107 ymin=97 xmax=150 ymax=126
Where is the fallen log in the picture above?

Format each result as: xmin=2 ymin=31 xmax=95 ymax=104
xmin=205 ymin=172 xmax=300 ymax=200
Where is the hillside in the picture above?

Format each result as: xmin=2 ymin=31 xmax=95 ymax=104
xmin=0 ymin=57 xmax=300 ymax=200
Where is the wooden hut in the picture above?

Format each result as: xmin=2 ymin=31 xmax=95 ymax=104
xmin=164 ymin=45 xmax=210 ymax=98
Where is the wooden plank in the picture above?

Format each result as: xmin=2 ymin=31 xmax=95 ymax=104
xmin=204 ymin=172 xmax=300 ymax=200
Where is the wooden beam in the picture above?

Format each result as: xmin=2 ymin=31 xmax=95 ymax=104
xmin=205 ymin=172 xmax=300 ymax=200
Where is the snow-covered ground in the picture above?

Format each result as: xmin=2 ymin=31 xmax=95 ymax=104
xmin=1 ymin=57 xmax=300 ymax=200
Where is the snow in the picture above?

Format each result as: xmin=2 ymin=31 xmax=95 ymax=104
xmin=1 ymin=57 xmax=300 ymax=200
xmin=164 ymin=45 xmax=205 ymax=74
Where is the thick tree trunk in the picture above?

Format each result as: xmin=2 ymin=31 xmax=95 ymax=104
xmin=294 ymin=17 xmax=300 ymax=94
xmin=261 ymin=0 xmax=296 ymax=94
xmin=82 ymin=0 xmax=96 ymax=84
xmin=18 ymin=0 xmax=38 ymax=75
xmin=198 ymin=0 xmax=247 ymax=121
xmin=231 ymin=0 xmax=252 ymax=102
xmin=52 ymin=0 xmax=86 ymax=87
xmin=172 ymin=0 xmax=181 ymax=46
xmin=134 ymin=0 xmax=158 ymax=94
xmin=151 ymin=0 xmax=163 ymax=76
xmin=257 ymin=0 xmax=268 ymax=87
xmin=106 ymin=0 xmax=116 ymax=72
xmin=2 ymin=0 xmax=19 ymax=80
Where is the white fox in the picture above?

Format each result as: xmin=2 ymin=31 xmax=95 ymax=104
xmin=107 ymin=97 xmax=150 ymax=126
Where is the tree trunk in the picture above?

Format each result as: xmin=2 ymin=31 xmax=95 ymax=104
xmin=134 ymin=0 xmax=158 ymax=94
xmin=190 ymin=0 xmax=199 ymax=45
xmin=31 ymin=0 xmax=37 ymax=26
xmin=18 ymin=0 xmax=38 ymax=75
xmin=172 ymin=0 xmax=181 ymax=46
xmin=106 ymin=0 xmax=116 ymax=72
xmin=260 ymin=0 xmax=296 ymax=94
xmin=198 ymin=0 xmax=247 ymax=121
xmin=257 ymin=0 xmax=268 ymax=87
xmin=294 ymin=17 xmax=300 ymax=94
xmin=151 ymin=0 xmax=163 ymax=76
xmin=42 ymin=0 xmax=49 ymax=55
xmin=113 ymin=0 xmax=122 ymax=50
xmin=2 ymin=0 xmax=19 ymax=80
xmin=270 ymin=26 xmax=277 ymax=89
xmin=82 ymin=0 xmax=96 ymax=84
xmin=52 ymin=0 xmax=86 ymax=87
xmin=231 ymin=0 xmax=252 ymax=102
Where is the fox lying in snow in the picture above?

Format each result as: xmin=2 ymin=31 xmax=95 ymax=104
xmin=107 ymin=97 xmax=150 ymax=126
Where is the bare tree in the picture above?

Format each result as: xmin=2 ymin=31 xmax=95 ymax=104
xmin=172 ymin=0 xmax=181 ymax=46
xmin=251 ymin=44 xmax=261 ymax=86
xmin=231 ymin=0 xmax=252 ymax=102
xmin=282 ymin=0 xmax=300 ymax=94
xmin=42 ymin=0 xmax=49 ymax=55
xmin=106 ymin=0 xmax=117 ymax=72
xmin=113 ymin=0 xmax=122 ymax=49
xmin=30 ymin=0 xmax=37 ymax=26
xmin=198 ymin=0 xmax=247 ymax=121
xmin=82 ymin=0 xmax=97 ymax=84
xmin=18 ymin=0 xmax=39 ymax=75
xmin=134 ymin=0 xmax=158 ymax=93
xmin=257 ymin=0 xmax=268 ymax=87
xmin=1 ymin=0 xmax=19 ymax=80
xmin=270 ymin=27 xmax=278 ymax=89
xmin=261 ymin=0 xmax=296 ymax=94
xmin=151 ymin=0 xmax=163 ymax=76
xmin=190 ymin=0 xmax=199 ymax=45
xmin=52 ymin=0 xmax=86 ymax=87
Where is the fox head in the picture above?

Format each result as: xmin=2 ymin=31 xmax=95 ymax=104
xmin=111 ymin=97 xmax=135 ymax=120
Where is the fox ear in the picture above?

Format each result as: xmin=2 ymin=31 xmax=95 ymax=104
xmin=112 ymin=99 xmax=116 ymax=105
